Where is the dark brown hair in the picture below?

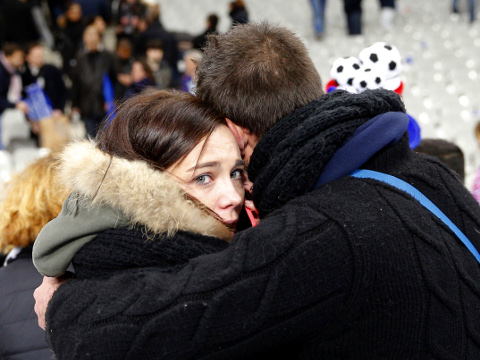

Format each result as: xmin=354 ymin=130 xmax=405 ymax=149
xmin=133 ymin=58 xmax=155 ymax=83
xmin=3 ymin=43 xmax=23 ymax=56
xmin=96 ymin=89 xmax=225 ymax=171
xmin=145 ymin=38 xmax=164 ymax=51
xmin=230 ymin=0 xmax=246 ymax=10
xmin=25 ymin=41 xmax=42 ymax=56
xmin=207 ymin=14 xmax=219 ymax=31
xmin=195 ymin=21 xmax=324 ymax=138
xmin=415 ymin=138 xmax=465 ymax=181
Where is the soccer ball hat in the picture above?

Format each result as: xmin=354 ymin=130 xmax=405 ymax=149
xmin=327 ymin=42 xmax=403 ymax=94
xmin=326 ymin=42 xmax=421 ymax=149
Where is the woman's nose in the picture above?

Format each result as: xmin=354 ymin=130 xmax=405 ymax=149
xmin=218 ymin=181 xmax=244 ymax=210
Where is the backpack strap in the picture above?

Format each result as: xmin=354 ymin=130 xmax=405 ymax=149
xmin=351 ymin=169 xmax=480 ymax=264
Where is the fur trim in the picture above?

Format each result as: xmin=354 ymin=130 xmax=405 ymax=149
xmin=58 ymin=140 xmax=232 ymax=241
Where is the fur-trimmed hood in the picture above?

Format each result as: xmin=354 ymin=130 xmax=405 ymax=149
xmin=33 ymin=140 xmax=231 ymax=277
xmin=59 ymin=140 xmax=231 ymax=239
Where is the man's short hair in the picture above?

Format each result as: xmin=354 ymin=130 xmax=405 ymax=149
xmin=145 ymin=38 xmax=164 ymax=51
xmin=25 ymin=41 xmax=42 ymax=55
xmin=3 ymin=43 xmax=23 ymax=57
xmin=195 ymin=22 xmax=323 ymax=138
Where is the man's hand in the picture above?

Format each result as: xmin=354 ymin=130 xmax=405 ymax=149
xmin=33 ymin=276 xmax=67 ymax=330
xmin=15 ymin=101 xmax=29 ymax=114
xmin=29 ymin=120 xmax=41 ymax=134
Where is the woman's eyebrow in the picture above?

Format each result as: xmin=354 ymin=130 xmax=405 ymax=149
xmin=234 ymin=159 xmax=245 ymax=168
xmin=187 ymin=161 xmax=220 ymax=172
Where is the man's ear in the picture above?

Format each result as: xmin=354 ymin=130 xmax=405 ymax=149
xmin=225 ymin=118 xmax=245 ymax=155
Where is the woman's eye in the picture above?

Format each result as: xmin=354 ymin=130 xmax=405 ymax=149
xmin=195 ymin=174 xmax=212 ymax=185
xmin=231 ymin=169 xmax=244 ymax=180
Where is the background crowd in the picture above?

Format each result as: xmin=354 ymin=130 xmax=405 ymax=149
xmin=0 ymin=0 xmax=249 ymax=136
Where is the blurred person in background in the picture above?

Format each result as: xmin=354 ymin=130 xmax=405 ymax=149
xmin=21 ymin=42 xmax=67 ymax=144
xmin=70 ymin=24 xmax=116 ymax=137
xmin=21 ymin=42 xmax=67 ymax=115
xmin=116 ymin=0 xmax=147 ymax=40
xmin=0 ymin=43 xmax=28 ymax=149
xmin=471 ymin=121 xmax=480 ymax=203
xmin=192 ymin=13 xmax=219 ymax=51
xmin=310 ymin=0 xmax=327 ymax=39
xmin=0 ymin=153 xmax=70 ymax=360
xmin=452 ymin=0 xmax=476 ymax=23
xmin=46 ymin=0 xmax=69 ymax=30
xmin=343 ymin=0 xmax=396 ymax=35
xmin=88 ymin=13 xmax=107 ymax=38
xmin=414 ymin=138 xmax=465 ymax=182
xmin=114 ymin=37 xmax=134 ymax=99
xmin=56 ymin=2 xmax=85 ymax=77
xmin=75 ymin=0 xmax=110 ymax=24
xmin=133 ymin=4 xmax=178 ymax=85
xmin=181 ymin=49 xmax=201 ymax=94
xmin=229 ymin=0 xmax=249 ymax=26
xmin=145 ymin=38 xmax=172 ymax=90
xmin=124 ymin=58 xmax=156 ymax=98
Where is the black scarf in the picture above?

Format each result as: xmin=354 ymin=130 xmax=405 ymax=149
xmin=248 ymin=89 xmax=406 ymax=218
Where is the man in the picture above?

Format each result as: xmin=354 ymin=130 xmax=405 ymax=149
xmin=0 ymin=42 xmax=28 ymax=148
xmin=70 ymin=24 xmax=116 ymax=137
xmin=133 ymin=5 xmax=178 ymax=82
xmin=192 ymin=13 xmax=219 ymax=51
xmin=35 ymin=22 xmax=480 ymax=359
xmin=20 ymin=42 xmax=68 ymax=144
xmin=0 ymin=43 xmax=28 ymax=114
xmin=21 ymin=42 xmax=68 ymax=114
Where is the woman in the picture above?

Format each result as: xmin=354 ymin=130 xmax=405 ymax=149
xmin=33 ymin=91 xmax=246 ymax=359
xmin=124 ymin=58 xmax=157 ymax=98
xmin=0 ymin=154 xmax=70 ymax=360
xmin=34 ymin=90 xmax=245 ymax=284
xmin=229 ymin=0 xmax=249 ymax=26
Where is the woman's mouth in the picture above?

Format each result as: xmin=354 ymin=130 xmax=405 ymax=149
xmin=223 ymin=219 xmax=238 ymax=231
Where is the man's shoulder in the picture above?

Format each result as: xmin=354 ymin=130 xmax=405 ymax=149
xmin=0 ymin=62 xmax=8 ymax=77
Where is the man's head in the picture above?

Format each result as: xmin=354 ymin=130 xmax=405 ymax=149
xmin=3 ymin=43 xmax=25 ymax=69
xmin=145 ymin=38 xmax=164 ymax=63
xmin=207 ymin=14 xmax=219 ymax=30
xmin=66 ymin=3 xmax=82 ymax=22
xmin=82 ymin=25 xmax=101 ymax=52
xmin=195 ymin=21 xmax=323 ymax=149
xmin=184 ymin=49 xmax=202 ymax=78
xmin=26 ymin=43 xmax=44 ymax=68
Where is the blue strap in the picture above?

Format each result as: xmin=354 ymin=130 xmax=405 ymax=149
xmin=351 ymin=169 xmax=480 ymax=264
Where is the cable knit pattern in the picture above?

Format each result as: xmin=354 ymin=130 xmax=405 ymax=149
xmin=45 ymin=91 xmax=480 ymax=359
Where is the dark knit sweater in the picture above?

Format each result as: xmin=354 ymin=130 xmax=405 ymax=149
xmin=72 ymin=227 xmax=229 ymax=280
xmin=46 ymin=89 xmax=480 ymax=359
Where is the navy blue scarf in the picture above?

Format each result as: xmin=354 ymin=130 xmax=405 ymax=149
xmin=314 ymin=111 xmax=409 ymax=189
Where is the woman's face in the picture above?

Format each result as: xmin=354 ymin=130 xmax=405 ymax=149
xmin=168 ymin=124 xmax=245 ymax=230
xmin=131 ymin=61 xmax=147 ymax=83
